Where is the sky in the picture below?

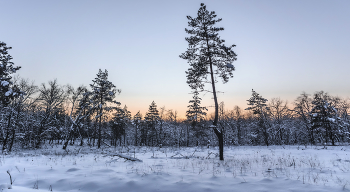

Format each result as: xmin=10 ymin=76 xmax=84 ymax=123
xmin=1 ymin=0 xmax=350 ymax=119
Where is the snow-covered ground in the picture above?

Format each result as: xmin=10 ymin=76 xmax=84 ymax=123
xmin=1 ymin=145 xmax=349 ymax=192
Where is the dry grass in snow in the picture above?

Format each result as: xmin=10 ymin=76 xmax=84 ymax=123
xmin=0 ymin=145 xmax=349 ymax=192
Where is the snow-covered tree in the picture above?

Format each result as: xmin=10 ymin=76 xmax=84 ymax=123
xmin=245 ymin=89 xmax=270 ymax=146
xmin=186 ymin=90 xmax=207 ymax=122
xmin=110 ymin=105 xmax=131 ymax=146
xmin=132 ymin=111 xmax=142 ymax=146
xmin=90 ymin=69 xmax=121 ymax=148
xmin=0 ymin=42 xmax=26 ymax=151
xmin=0 ymin=42 xmax=23 ymax=107
xmin=180 ymin=3 xmax=237 ymax=160
xmin=336 ymin=98 xmax=350 ymax=143
xmin=158 ymin=106 xmax=167 ymax=145
xmin=111 ymin=107 xmax=126 ymax=146
xmin=186 ymin=90 xmax=207 ymax=146
xmin=62 ymin=85 xmax=88 ymax=149
xmin=293 ymin=92 xmax=313 ymax=144
xmin=310 ymin=91 xmax=343 ymax=145
xmin=144 ymin=101 xmax=159 ymax=146
xmin=145 ymin=101 xmax=159 ymax=122
xmin=233 ymin=106 xmax=244 ymax=145
xmin=35 ymin=79 xmax=68 ymax=148
xmin=268 ymin=98 xmax=292 ymax=145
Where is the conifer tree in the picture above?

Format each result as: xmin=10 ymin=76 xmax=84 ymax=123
xmin=0 ymin=42 xmax=22 ymax=106
xmin=0 ymin=42 xmax=24 ymax=151
xmin=145 ymin=101 xmax=159 ymax=146
xmin=132 ymin=111 xmax=143 ymax=146
xmin=145 ymin=101 xmax=160 ymax=123
xmin=111 ymin=105 xmax=131 ymax=146
xmin=180 ymin=3 xmax=237 ymax=160
xmin=123 ymin=105 xmax=131 ymax=122
xmin=186 ymin=90 xmax=207 ymax=146
xmin=111 ymin=107 xmax=126 ymax=146
xmin=186 ymin=91 xmax=207 ymax=120
xmin=186 ymin=90 xmax=207 ymax=126
xmin=90 ymin=69 xmax=121 ymax=148
xmin=310 ymin=91 xmax=341 ymax=145
xmin=245 ymin=89 xmax=270 ymax=146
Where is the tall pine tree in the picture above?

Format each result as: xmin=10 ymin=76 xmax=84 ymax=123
xmin=180 ymin=3 xmax=237 ymax=160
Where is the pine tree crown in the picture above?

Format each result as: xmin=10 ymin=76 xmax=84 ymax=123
xmin=180 ymin=3 xmax=237 ymax=91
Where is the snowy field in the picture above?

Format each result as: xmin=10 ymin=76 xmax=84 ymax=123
xmin=1 ymin=145 xmax=350 ymax=192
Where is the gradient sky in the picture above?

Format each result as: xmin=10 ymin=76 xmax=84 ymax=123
xmin=2 ymin=0 xmax=350 ymax=118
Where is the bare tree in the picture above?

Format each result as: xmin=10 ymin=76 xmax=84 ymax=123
xmin=268 ymin=98 xmax=291 ymax=145
xmin=62 ymin=85 xmax=87 ymax=150
xmin=294 ymin=92 xmax=313 ymax=144
xmin=233 ymin=106 xmax=244 ymax=145
xmin=36 ymin=79 xmax=68 ymax=148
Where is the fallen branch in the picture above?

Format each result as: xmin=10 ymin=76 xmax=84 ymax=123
xmin=171 ymin=152 xmax=184 ymax=158
xmin=108 ymin=153 xmax=142 ymax=162
xmin=102 ymin=140 xmax=112 ymax=148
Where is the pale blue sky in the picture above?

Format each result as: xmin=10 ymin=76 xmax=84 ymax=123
xmin=2 ymin=0 xmax=350 ymax=118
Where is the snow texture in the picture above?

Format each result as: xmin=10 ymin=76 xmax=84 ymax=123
xmin=0 ymin=146 xmax=349 ymax=192
xmin=1 ymin=81 xmax=9 ymax=86
xmin=5 ymin=89 xmax=12 ymax=96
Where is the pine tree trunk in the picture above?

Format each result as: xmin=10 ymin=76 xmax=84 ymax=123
xmin=208 ymin=50 xmax=224 ymax=160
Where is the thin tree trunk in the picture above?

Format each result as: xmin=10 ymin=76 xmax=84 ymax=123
xmin=135 ymin=124 xmax=138 ymax=146
xmin=205 ymin=29 xmax=224 ymax=160
xmin=208 ymin=52 xmax=224 ymax=160
xmin=8 ymin=129 xmax=15 ymax=152
xmin=2 ymin=111 xmax=12 ymax=151
xmin=63 ymin=124 xmax=74 ymax=150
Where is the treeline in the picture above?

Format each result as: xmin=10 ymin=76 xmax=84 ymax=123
xmin=1 ymin=42 xmax=350 ymax=152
